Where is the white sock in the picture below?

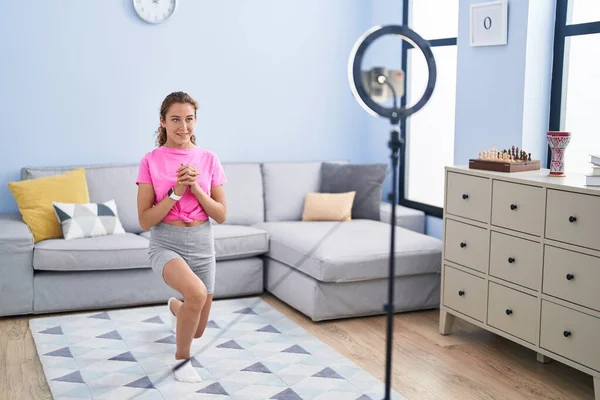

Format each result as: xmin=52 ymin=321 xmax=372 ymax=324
xmin=173 ymin=359 xmax=202 ymax=383
xmin=168 ymin=297 xmax=177 ymax=333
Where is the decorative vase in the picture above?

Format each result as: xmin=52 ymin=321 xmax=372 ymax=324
xmin=547 ymin=131 xmax=571 ymax=176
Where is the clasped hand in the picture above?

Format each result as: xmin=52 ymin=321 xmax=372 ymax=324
xmin=175 ymin=164 xmax=201 ymax=195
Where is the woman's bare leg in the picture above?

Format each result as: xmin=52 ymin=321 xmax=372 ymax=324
xmin=194 ymin=295 xmax=214 ymax=338
xmin=168 ymin=294 xmax=214 ymax=338
xmin=162 ymin=258 xmax=207 ymax=382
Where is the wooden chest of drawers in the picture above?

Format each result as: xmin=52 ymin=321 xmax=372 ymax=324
xmin=439 ymin=166 xmax=600 ymax=399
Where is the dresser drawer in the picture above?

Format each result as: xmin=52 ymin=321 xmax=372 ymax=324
xmin=542 ymin=245 xmax=600 ymax=312
xmin=489 ymin=231 xmax=541 ymax=290
xmin=487 ymin=282 xmax=538 ymax=344
xmin=491 ymin=180 xmax=545 ymax=236
xmin=540 ymin=300 xmax=600 ymax=372
xmin=443 ymin=265 xmax=487 ymax=322
xmin=446 ymin=172 xmax=491 ymax=223
xmin=444 ymin=219 xmax=489 ymax=273
xmin=545 ymin=189 xmax=600 ymax=251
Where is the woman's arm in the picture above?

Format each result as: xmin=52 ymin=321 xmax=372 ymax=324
xmin=177 ymin=164 xmax=227 ymax=224
xmin=137 ymin=182 xmax=186 ymax=230
xmin=190 ymin=184 xmax=227 ymax=224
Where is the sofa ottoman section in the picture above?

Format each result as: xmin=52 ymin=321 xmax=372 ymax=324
xmin=257 ymin=219 xmax=443 ymax=321
xmin=266 ymin=258 xmax=441 ymax=321
xmin=0 ymin=213 xmax=34 ymax=316
xmin=254 ymin=220 xmax=442 ymax=282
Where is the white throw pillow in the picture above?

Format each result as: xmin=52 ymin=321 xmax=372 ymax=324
xmin=52 ymin=199 xmax=126 ymax=240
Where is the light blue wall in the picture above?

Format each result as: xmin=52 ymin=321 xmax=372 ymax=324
xmin=454 ymin=0 xmax=554 ymax=166
xmin=0 ymin=1 xmax=382 ymax=214
xmin=424 ymin=0 xmax=556 ymax=240
xmin=0 ymin=0 xmax=556 ymax=242
xmin=454 ymin=0 xmax=528 ymax=165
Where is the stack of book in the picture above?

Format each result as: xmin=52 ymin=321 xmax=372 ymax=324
xmin=585 ymin=154 xmax=600 ymax=186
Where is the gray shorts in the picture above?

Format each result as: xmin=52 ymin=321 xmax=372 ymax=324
xmin=148 ymin=221 xmax=216 ymax=294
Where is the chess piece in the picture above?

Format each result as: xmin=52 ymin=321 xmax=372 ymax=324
xmin=528 ymin=152 xmax=531 ymax=161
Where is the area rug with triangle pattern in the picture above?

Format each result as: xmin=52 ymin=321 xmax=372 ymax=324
xmin=29 ymin=296 xmax=405 ymax=399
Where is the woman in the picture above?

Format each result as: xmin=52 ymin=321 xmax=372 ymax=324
xmin=136 ymin=91 xmax=227 ymax=383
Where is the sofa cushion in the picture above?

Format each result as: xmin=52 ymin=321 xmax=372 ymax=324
xmin=22 ymin=163 xmax=142 ymax=234
xmin=253 ymin=219 xmax=442 ymax=283
xmin=220 ymin=163 xmax=264 ymax=225
xmin=33 ymin=233 xmax=150 ymax=272
xmin=212 ymin=224 xmax=269 ymax=260
xmin=301 ymin=192 xmax=356 ymax=222
xmin=139 ymin=224 xmax=269 ymax=261
xmin=52 ymin=199 xmax=126 ymax=240
xmin=379 ymin=202 xmax=425 ymax=234
xmin=320 ymin=162 xmax=388 ymax=221
xmin=262 ymin=161 xmax=324 ymax=222
xmin=9 ymin=168 xmax=91 ymax=243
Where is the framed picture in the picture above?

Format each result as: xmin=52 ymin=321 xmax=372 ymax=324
xmin=470 ymin=0 xmax=508 ymax=47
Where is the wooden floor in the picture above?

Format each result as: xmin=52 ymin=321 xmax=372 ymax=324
xmin=1 ymin=294 xmax=596 ymax=400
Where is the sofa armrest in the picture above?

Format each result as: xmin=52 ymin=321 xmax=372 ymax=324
xmin=379 ymin=202 xmax=425 ymax=234
xmin=0 ymin=213 xmax=34 ymax=316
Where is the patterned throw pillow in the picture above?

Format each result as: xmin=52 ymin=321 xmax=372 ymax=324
xmin=52 ymin=199 xmax=126 ymax=240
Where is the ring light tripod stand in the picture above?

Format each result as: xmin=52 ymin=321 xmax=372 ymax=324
xmin=348 ymin=24 xmax=437 ymax=400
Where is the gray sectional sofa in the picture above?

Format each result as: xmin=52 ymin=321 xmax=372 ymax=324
xmin=0 ymin=161 xmax=442 ymax=321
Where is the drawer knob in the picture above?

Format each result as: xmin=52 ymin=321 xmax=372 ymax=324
xmin=505 ymin=309 xmax=513 ymax=315
xmin=462 ymin=193 xmax=469 ymax=200
xmin=458 ymin=290 xmax=465 ymax=296
xmin=569 ymin=216 xmax=577 ymax=223
xmin=508 ymin=257 xmax=515 ymax=264
xmin=563 ymin=330 xmax=571 ymax=338
xmin=510 ymin=203 xmax=518 ymax=210
xmin=566 ymin=273 xmax=574 ymax=281
xmin=460 ymin=242 xmax=467 ymax=248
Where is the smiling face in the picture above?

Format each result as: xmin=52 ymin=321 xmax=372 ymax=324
xmin=160 ymin=102 xmax=197 ymax=148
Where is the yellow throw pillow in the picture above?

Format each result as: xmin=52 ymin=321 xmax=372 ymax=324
xmin=8 ymin=168 xmax=90 ymax=243
xmin=302 ymin=191 xmax=356 ymax=222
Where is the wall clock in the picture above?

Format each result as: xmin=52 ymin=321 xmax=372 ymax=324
xmin=133 ymin=0 xmax=177 ymax=24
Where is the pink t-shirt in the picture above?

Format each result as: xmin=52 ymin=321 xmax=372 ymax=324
xmin=136 ymin=146 xmax=227 ymax=223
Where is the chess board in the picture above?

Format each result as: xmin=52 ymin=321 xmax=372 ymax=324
xmin=469 ymin=158 xmax=541 ymax=173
